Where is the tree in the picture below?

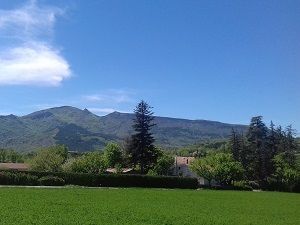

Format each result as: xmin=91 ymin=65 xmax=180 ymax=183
xmin=29 ymin=146 xmax=66 ymax=172
xmin=213 ymin=153 xmax=245 ymax=186
xmin=246 ymin=116 xmax=268 ymax=180
xmin=0 ymin=148 xmax=24 ymax=163
xmin=69 ymin=152 xmax=107 ymax=173
xmin=268 ymin=152 xmax=300 ymax=192
xmin=126 ymin=100 xmax=157 ymax=173
xmin=229 ymin=128 xmax=241 ymax=162
xmin=151 ymin=148 xmax=174 ymax=175
xmin=103 ymin=142 xmax=124 ymax=168
xmin=190 ymin=153 xmax=244 ymax=188
xmin=190 ymin=156 xmax=216 ymax=188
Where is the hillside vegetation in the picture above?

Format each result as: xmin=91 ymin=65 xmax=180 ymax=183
xmin=0 ymin=106 xmax=247 ymax=152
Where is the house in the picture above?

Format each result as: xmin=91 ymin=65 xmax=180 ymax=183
xmin=0 ymin=163 xmax=29 ymax=171
xmin=174 ymin=156 xmax=196 ymax=177
xmin=173 ymin=157 xmax=215 ymax=186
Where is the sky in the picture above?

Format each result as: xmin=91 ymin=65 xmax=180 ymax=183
xmin=0 ymin=0 xmax=299 ymax=132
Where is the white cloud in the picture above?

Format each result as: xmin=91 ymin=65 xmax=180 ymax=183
xmin=0 ymin=0 xmax=71 ymax=86
xmin=88 ymin=107 xmax=130 ymax=115
xmin=84 ymin=91 xmax=133 ymax=103
xmin=84 ymin=95 xmax=103 ymax=102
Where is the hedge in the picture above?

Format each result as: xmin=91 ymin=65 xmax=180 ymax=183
xmin=0 ymin=172 xmax=38 ymax=186
xmin=38 ymin=176 xmax=65 ymax=186
xmin=1 ymin=171 xmax=198 ymax=189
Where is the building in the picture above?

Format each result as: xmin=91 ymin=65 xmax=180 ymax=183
xmin=173 ymin=157 xmax=215 ymax=186
xmin=0 ymin=163 xmax=29 ymax=171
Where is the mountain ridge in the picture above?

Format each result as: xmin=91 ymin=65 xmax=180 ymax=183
xmin=0 ymin=106 xmax=247 ymax=152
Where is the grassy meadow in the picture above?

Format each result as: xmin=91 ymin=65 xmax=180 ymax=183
xmin=0 ymin=187 xmax=299 ymax=225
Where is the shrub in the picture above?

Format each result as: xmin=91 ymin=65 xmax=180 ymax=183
xmin=0 ymin=172 xmax=38 ymax=186
xmin=247 ymin=181 xmax=260 ymax=189
xmin=38 ymin=176 xmax=65 ymax=186
xmin=234 ymin=181 xmax=253 ymax=191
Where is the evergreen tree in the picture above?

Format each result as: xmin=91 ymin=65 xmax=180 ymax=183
xmin=283 ymin=125 xmax=297 ymax=168
xmin=229 ymin=128 xmax=241 ymax=162
xmin=246 ymin=116 xmax=268 ymax=180
xmin=126 ymin=100 xmax=157 ymax=173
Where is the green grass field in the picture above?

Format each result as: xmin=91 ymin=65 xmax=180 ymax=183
xmin=0 ymin=187 xmax=299 ymax=225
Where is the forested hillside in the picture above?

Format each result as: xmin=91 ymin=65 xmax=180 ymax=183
xmin=0 ymin=106 xmax=247 ymax=152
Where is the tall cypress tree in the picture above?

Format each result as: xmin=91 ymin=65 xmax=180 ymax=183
xmin=126 ymin=100 xmax=157 ymax=173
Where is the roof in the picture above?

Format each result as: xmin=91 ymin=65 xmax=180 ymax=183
xmin=0 ymin=163 xmax=29 ymax=171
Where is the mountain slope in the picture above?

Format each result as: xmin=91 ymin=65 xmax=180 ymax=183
xmin=0 ymin=106 xmax=247 ymax=152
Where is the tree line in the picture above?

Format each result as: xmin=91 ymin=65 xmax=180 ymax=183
xmin=190 ymin=116 xmax=299 ymax=192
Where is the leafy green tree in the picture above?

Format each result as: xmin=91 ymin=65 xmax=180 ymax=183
xmin=152 ymin=152 xmax=174 ymax=176
xmin=213 ymin=153 xmax=245 ymax=185
xmin=269 ymin=152 xmax=300 ymax=192
xmin=190 ymin=153 xmax=244 ymax=188
xmin=69 ymin=152 xmax=107 ymax=173
xmin=54 ymin=145 xmax=69 ymax=162
xmin=29 ymin=146 xmax=65 ymax=172
xmin=126 ymin=100 xmax=157 ymax=173
xmin=103 ymin=142 xmax=124 ymax=168
xmin=0 ymin=148 xmax=24 ymax=163
xmin=190 ymin=156 xmax=216 ymax=188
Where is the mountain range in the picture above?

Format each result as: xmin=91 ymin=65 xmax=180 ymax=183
xmin=0 ymin=106 xmax=247 ymax=152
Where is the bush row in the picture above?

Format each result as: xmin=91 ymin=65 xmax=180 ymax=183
xmin=0 ymin=171 xmax=198 ymax=189
xmin=0 ymin=172 xmax=38 ymax=186
xmin=0 ymin=172 xmax=65 ymax=186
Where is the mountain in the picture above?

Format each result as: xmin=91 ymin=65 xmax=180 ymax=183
xmin=0 ymin=106 xmax=247 ymax=152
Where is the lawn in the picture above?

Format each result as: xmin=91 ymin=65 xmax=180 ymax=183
xmin=0 ymin=187 xmax=299 ymax=225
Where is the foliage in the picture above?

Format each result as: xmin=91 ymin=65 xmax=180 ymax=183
xmin=18 ymin=171 xmax=198 ymax=189
xmin=68 ymin=151 xmax=107 ymax=173
xmin=0 ymin=171 xmax=38 ymax=185
xmin=38 ymin=176 xmax=65 ymax=186
xmin=267 ymin=152 xmax=300 ymax=192
xmin=213 ymin=153 xmax=245 ymax=185
xmin=126 ymin=100 xmax=157 ymax=173
xmin=0 ymin=148 xmax=24 ymax=163
xmin=233 ymin=181 xmax=253 ymax=191
xmin=102 ymin=142 xmax=124 ymax=168
xmin=0 ymin=188 xmax=299 ymax=225
xmin=228 ymin=117 xmax=299 ymax=192
xmin=190 ymin=153 xmax=244 ymax=188
xmin=190 ymin=155 xmax=216 ymax=187
xmin=152 ymin=153 xmax=174 ymax=175
xmin=29 ymin=146 xmax=67 ymax=172
xmin=173 ymin=139 xmax=228 ymax=157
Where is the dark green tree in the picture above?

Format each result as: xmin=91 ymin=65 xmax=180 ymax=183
xmin=246 ymin=116 xmax=268 ymax=180
xmin=229 ymin=128 xmax=241 ymax=162
xmin=126 ymin=100 xmax=157 ymax=173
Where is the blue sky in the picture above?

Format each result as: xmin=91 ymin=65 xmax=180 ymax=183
xmin=0 ymin=0 xmax=299 ymax=132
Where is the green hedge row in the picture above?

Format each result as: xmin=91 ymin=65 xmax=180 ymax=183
xmin=1 ymin=171 xmax=198 ymax=189
xmin=0 ymin=172 xmax=66 ymax=186
xmin=0 ymin=172 xmax=38 ymax=186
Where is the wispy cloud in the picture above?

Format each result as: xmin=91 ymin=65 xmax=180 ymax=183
xmin=84 ymin=90 xmax=134 ymax=103
xmin=0 ymin=0 xmax=71 ymax=86
xmin=88 ymin=108 xmax=131 ymax=115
